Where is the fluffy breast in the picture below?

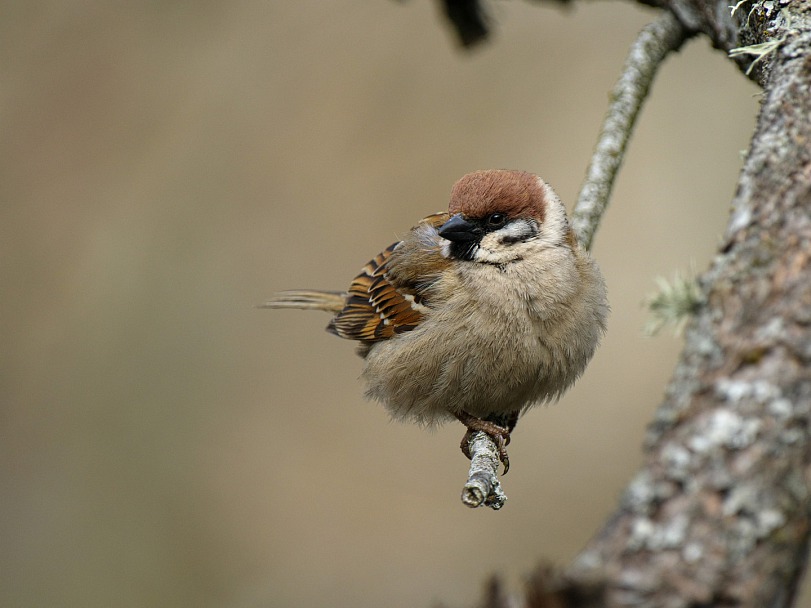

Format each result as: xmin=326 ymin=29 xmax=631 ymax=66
xmin=362 ymin=245 xmax=608 ymax=425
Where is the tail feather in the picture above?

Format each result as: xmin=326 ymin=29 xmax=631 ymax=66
xmin=259 ymin=290 xmax=346 ymax=313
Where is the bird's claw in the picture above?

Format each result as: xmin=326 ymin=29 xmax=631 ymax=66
xmin=456 ymin=413 xmax=512 ymax=475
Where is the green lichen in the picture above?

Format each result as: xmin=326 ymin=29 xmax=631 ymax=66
xmin=645 ymin=270 xmax=704 ymax=337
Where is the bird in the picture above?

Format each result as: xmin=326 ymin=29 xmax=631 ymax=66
xmin=263 ymin=169 xmax=608 ymax=473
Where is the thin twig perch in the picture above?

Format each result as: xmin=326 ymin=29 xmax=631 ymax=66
xmin=572 ymin=11 xmax=691 ymax=250
xmin=461 ymin=432 xmax=507 ymax=509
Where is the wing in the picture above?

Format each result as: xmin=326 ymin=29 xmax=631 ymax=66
xmin=328 ymin=212 xmax=449 ymax=342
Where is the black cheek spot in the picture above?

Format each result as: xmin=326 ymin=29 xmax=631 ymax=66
xmin=500 ymin=234 xmax=524 ymax=245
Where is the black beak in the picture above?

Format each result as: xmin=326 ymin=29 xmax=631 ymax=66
xmin=438 ymin=214 xmax=481 ymax=242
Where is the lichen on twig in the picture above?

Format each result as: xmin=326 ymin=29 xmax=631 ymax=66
xmin=461 ymin=431 xmax=507 ymax=509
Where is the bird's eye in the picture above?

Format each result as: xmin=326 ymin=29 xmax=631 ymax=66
xmin=487 ymin=213 xmax=507 ymax=227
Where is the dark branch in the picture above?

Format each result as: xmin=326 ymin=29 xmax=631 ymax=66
xmin=438 ymin=0 xmax=490 ymax=48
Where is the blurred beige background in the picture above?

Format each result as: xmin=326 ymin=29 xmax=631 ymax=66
xmin=2 ymin=2 xmax=762 ymax=607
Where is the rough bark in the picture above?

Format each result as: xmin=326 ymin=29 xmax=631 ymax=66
xmin=438 ymin=0 xmax=811 ymax=606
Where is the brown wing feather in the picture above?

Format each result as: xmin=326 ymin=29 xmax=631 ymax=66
xmin=328 ymin=243 xmax=420 ymax=340
xmin=328 ymin=212 xmax=448 ymax=343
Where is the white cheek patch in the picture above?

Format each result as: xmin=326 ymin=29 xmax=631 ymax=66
xmin=474 ymin=220 xmax=539 ymax=264
xmin=496 ymin=218 xmax=538 ymax=244
xmin=472 ymin=243 xmax=509 ymax=264
xmin=536 ymin=178 xmax=570 ymax=248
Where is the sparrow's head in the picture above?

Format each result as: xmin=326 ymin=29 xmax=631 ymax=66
xmin=439 ymin=170 xmax=573 ymax=264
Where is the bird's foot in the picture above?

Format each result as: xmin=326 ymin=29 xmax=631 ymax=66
xmin=455 ymin=411 xmax=511 ymax=475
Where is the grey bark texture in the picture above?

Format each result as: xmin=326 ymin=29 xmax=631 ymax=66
xmin=572 ymin=11 xmax=691 ymax=251
xmin=444 ymin=0 xmax=811 ymax=606
xmin=461 ymin=431 xmax=507 ymax=509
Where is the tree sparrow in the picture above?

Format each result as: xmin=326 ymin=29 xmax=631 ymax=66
xmin=264 ymin=170 xmax=608 ymax=473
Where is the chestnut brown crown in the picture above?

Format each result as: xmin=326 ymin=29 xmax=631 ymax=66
xmin=448 ymin=169 xmax=547 ymax=222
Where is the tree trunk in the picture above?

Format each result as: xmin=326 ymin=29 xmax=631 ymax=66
xmin=560 ymin=1 xmax=811 ymax=606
